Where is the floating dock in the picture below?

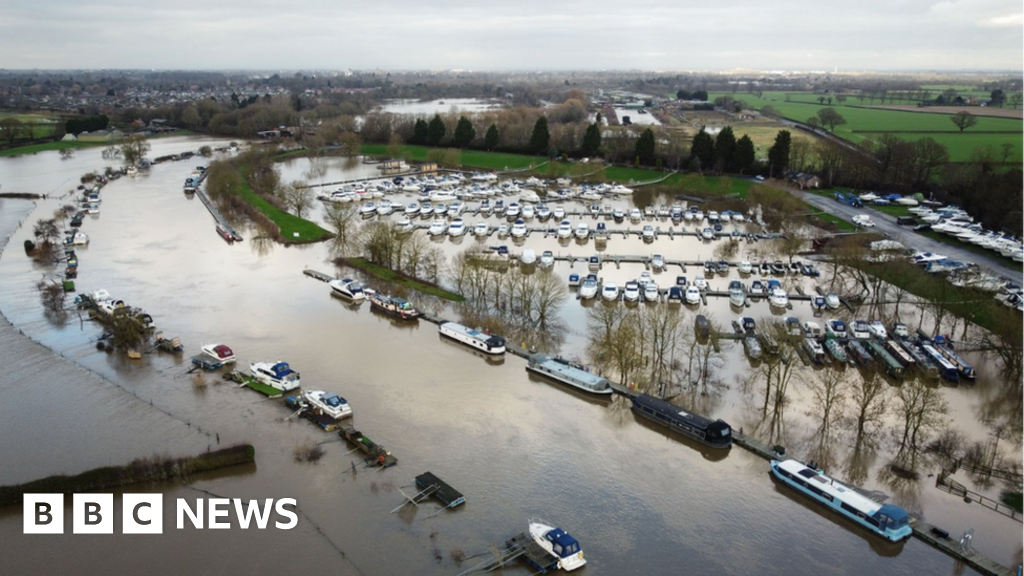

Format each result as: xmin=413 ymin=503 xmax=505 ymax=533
xmin=222 ymin=370 xmax=284 ymax=397
xmin=283 ymin=395 xmax=346 ymax=431
xmin=189 ymin=353 xmax=223 ymax=371
xmin=339 ymin=424 xmax=398 ymax=468
xmin=391 ymin=471 xmax=466 ymax=515
xmin=456 ymin=531 xmax=560 ymax=575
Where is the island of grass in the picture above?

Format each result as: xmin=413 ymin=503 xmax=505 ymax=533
xmin=0 ymin=140 xmax=103 ymax=157
xmin=335 ymin=257 xmax=465 ymax=302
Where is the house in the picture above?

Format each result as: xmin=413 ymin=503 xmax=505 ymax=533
xmin=418 ymin=162 xmax=439 ymax=173
xmin=77 ymin=130 xmax=115 ymax=143
xmin=790 ymin=173 xmax=822 ymax=189
xmin=381 ymin=159 xmax=402 ymax=170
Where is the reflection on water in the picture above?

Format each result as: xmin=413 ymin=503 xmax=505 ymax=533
xmin=0 ymin=144 xmax=1008 ymax=575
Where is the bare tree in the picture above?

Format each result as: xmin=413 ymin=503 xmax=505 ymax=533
xmin=279 ymin=180 xmax=314 ymax=218
xmin=119 ymin=134 xmax=151 ymax=166
xmin=807 ymin=364 xmax=846 ymax=436
xmin=949 ymin=111 xmax=978 ymax=133
xmin=893 ymin=379 xmax=948 ymax=468
xmin=323 ymin=203 xmax=360 ymax=256
xmin=848 ymin=372 xmax=888 ymax=449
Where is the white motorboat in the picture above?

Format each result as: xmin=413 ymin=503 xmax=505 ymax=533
xmin=395 ymin=218 xmax=414 ymax=233
xmin=623 ymin=281 xmax=641 ymax=302
xmin=65 ymin=231 xmax=89 ymax=245
xmin=601 ymin=282 xmax=619 ymax=301
xmin=429 ymin=220 xmax=448 ymax=236
xmin=803 ymin=321 xmax=823 ymax=338
xmin=359 ymin=202 xmax=377 ymax=216
xmin=329 ymin=278 xmax=366 ymax=301
xmin=728 ymin=280 xmax=746 ymax=307
xmin=473 ymin=222 xmax=489 ymax=237
xmin=447 ymin=218 xmax=466 ymax=237
xmin=692 ymin=274 xmax=707 ymax=290
xmin=540 ymin=250 xmax=554 ymax=267
xmin=376 ymin=199 xmax=395 ymax=216
xmin=643 ymin=282 xmax=659 ymax=302
xmin=738 ymin=261 xmax=753 ymax=274
xmin=825 ymin=293 xmax=841 ymax=309
xmin=578 ymin=276 xmax=599 ymax=299
xmin=769 ymin=288 xmax=789 ymax=308
xmin=684 ymin=286 xmax=702 ymax=304
xmin=528 ymin=520 xmax=586 ymax=572
xmin=651 ymin=254 xmax=666 ymax=270
xmin=895 ymin=197 xmax=919 ymax=206
xmin=701 ymin=227 xmax=714 ymax=240
xmin=868 ymin=320 xmax=888 ymax=339
xmin=609 ymin=184 xmax=633 ymax=195
xmin=520 ymin=249 xmax=537 ymax=265
xmin=629 ymin=208 xmax=642 ymax=222
xmin=825 ymin=319 xmax=847 ymax=339
xmin=511 ymin=219 xmax=528 ymax=238
xmin=200 ymin=343 xmax=236 ymax=364
xmin=521 ymin=204 xmax=535 ymax=220
xmin=250 ymin=361 xmax=300 ymax=392
xmin=303 ymin=390 xmax=352 ymax=420
xmin=433 ymin=203 xmax=448 ymax=216
xmin=404 ymin=202 xmax=421 ymax=217
xmin=642 ymin=225 xmax=655 ymax=241
xmin=552 ymin=206 xmax=565 ymax=220
xmin=574 ymin=223 xmax=589 ymax=239
xmin=520 ymin=189 xmax=541 ymax=203
xmin=496 ymin=223 xmax=509 ymax=237
xmin=850 ymin=320 xmax=872 ymax=339
xmin=556 ymin=220 xmax=573 ymax=239
xmin=505 ymin=202 xmax=521 ymax=219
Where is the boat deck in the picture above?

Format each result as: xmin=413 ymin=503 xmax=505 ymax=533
xmin=189 ymin=353 xmax=223 ymax=371
xmin=505 ymin=532 xmax=559 ymax=573
xmin=283 ymin=396 xmax=345 ymax=431
xmin=340 ymin=424 xmax=398 ymax=468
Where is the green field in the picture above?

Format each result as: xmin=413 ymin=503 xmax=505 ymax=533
xmin=709 ymin=91 xmax=1022 ymax=162
xmin=0 ymin=140 xmax=100 ymax=157
xmin=234 ymin=166 xmax=332 ymax=243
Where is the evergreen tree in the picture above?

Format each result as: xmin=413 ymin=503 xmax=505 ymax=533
xmin=426 ymin=114 xmax=446 ymax=146
xmin=529 ymin=117 xmax=550 ymax=155
xmin=713 ymin=126 xmax=736 ymax=173
xmin=634 ymin=128 xmax=656 ymax=166
xmin=484 ymin=124 xmax=499 ymax=150
xmin=690 ymin=128 xmax=715 ymax=172
xmin=581 ymin=122 xmax=602 ymax=156
xmin=412 ymin=119 xmax=429 ymax=145
xmin=767 ymin=130 xmax=792 ymax=177
xmin=734 ymin=135 xmax=756 ymax=174
xmin=453 ymin=116 xmax=475 ymax=148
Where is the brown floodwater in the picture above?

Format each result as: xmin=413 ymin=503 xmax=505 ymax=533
xmin=0 ymin=140 xmax=1019 ymax=575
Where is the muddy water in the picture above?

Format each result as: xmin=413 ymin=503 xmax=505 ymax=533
xmin=0 ymin=147 xmax=1016 ymax=575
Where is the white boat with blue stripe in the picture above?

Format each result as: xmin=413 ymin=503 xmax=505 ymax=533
xmin=528 ymin=520 xmax=586 ymax=572
xmin=770 ymin=459 xmax=912 ymax=542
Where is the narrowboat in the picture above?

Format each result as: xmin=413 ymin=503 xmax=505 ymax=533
xmin=439 ymin=322 xmax=506 ymax=355
xmin=770 ymin=459 xmax=912 ymax=542
xmin=630 ymin=393 xmax=732 ymax=448
xmin=369 ymin=293 xmax=420 ymax=320
xmin=526 ymin=354 xmax=613 ymax=395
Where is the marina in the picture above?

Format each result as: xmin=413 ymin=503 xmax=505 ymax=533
xmin=0 ymin=137 xmax=1018 ymax=576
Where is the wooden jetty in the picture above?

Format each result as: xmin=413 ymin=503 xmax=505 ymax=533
xmin=283 ymin=395 xmax=347 ymax=432
xmin=391 ymin=471 xmax=466 ymax=514
xmin=222 ymin=370 xmax=284 ymax=397
xmin=456 ymin=531 xmax=560 ymax=575
xmin=303 ymin=269 xmax=335 ymax=283
xmin=339 ymin=424 xmax=398 ymax=468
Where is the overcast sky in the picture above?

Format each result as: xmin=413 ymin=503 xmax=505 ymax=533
xmin=1 ymin=0 xmax=1021 ymax=71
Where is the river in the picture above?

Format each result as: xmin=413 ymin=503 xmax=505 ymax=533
xmin=0 ymin=137 xmax=1019 ymax=575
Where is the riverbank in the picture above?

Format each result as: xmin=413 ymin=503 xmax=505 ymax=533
xmin=0 ymin=445 xmax=255 ymax=506
xmin=335 ymin=256 xmax=465 ymax=301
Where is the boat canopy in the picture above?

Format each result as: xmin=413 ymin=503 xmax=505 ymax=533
xmin=544 ymin=528 xmax=581 ymax=558
xmin=323 ymin=394 xmax=346 ymax=407
xmin=212 ymin=345 xmax=233 ymax=358
xmin=269 ymin=362 xmax=295 ymax=378
xmin=874 ymin=504 xmax=910 ymax=530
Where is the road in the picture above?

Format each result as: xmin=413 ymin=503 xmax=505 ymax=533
xmin=794 ymin=187 xmax=1023 ymax=282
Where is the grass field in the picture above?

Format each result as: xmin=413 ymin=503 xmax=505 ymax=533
xmin=709 ymin=91 xmax=1022 ymax=162
xmin=234 ymin=165 xmax=332 ymax=243
xmin=0 ymin=140 xmax=100 ymax=157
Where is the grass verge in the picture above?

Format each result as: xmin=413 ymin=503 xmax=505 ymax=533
xmin=0 ymin=140 xmax=102 ymax=157
xmin=1001 ymin=490 xmax=1023 ymax=513
xmin=337 ymin=257 xmax=465 ymax=302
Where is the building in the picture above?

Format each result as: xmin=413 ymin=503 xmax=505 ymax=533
xmin=418 ymin=162 xmax=439 ymax=173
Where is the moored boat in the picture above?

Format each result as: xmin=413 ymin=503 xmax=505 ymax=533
xmin=200 ymin=343 xmax=236 ymax=364
xmin=526 ymin=354 xmax=613 ymax=395
xmin=439 ymin=322 xmax=506 ymax=355
xmin=369 ymin=293 xmax=420 ymax=320
xmin=770 ymin=459 xmax=912 ymax=542
xmin=302 ymin=390 xmax=353 ymax=420
xmin=250 ymin=361 xmax=300 ymax=392
xmin=329 ymin=278 xmax=366 ymax=301
xmin=631 ymin=393 xmax=732 ymax=448
xmin=528 ymin=520 xmax=586 ymax=572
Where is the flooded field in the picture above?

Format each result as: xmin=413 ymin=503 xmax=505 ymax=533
xmin=378 ymin=98 xmax=503 ymax=116
xmin=0 ymin=140 xmax=1019 ymax=575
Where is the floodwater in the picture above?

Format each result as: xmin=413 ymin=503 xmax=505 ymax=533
xmin=613 ymin=108 xmax=662 ymax=126
xmin=0 ymin=140 xmax=1019 ymax=575
xmin=379 ymin=98 xmax=503 ymax=116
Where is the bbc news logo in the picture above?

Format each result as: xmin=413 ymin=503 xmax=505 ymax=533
xmin=24 ymin=494 xmax=298 ymax=534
